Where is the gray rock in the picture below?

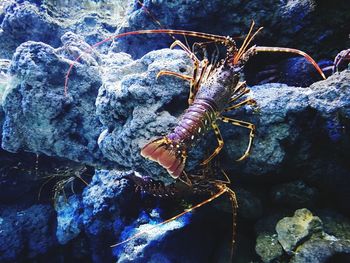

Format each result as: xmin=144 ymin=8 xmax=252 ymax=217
xmin=96 ymin=48 xmax=193 ymax=183
xmin=4 ymin=25 xmax=350 ymax=188
xmin=290 ymin=238 xmax=350 ymax=263
xmin=255 ymin=233 xmax=284 ymax=263
xmin=276 ymin=208 xmax=323 ymax=254
xmin=0 ymin=0 xmax=122 ymax=59
xmin=225 ymin=70 xmax=350 ymax=179
xmin=113 ymin=0 xmax=349 ymax=59
xmin=2 ymin=36 xmax=110 ymax=166
xmin=318 ymin=210 xmax=350 ymax=241
xmin=271 ymin=180 xmax=319 ymax=208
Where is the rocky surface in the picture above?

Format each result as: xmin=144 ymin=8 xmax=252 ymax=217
xmin=276 ymin=208 xmax=323 ymax=254
xmin=0 ymin=204 xmax=56 ymax=262
xmin=255 ymin=208 xmax=350 ymax=262
xmin=113 ymin=0 xmax=350 ymax=59
xmin=2 ymin=35 xmax=110 ymax=166
xmin=0 ymin=0 xmax=123 ymax=59
xmin=0 ymin=0 xmax=350 ymax=262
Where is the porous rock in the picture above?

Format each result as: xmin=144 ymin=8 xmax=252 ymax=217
xmin=0 ymin=0 xmax=122 ymax=59
xmin=276 ymin=208 xmax=323 ymax=254
xmin=2 ymin=35 xmax=111 ymax=166
xmin=291 ymin=238 xmax=350 ymax=263
xmin=113 ymin=0 xmax=349 ymax=59
xmin=55 ymin=195 xmax=82 ymax=245
xmin=96 ymin=48 xmax=193 ymax=183
xmin=0 ymin=204 xmax=56 ymax=262
xmin=255 ymin=233 xmax=284 ymax=263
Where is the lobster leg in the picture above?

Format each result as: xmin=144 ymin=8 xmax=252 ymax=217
xmin=170 ymin=39 xmax=206 ymax=104
xmin=201 ymin=122 xmax=224 ymax=165
xmin=156 ymin=70 xmax=192 ymax=81
xmin=219 ymin=116 xmax=255 ymax=161
xmin=224 ymin=98 xmax=257 ymax=112
xmin=226 ymin=186 xmax=238 ymax=261
xmin=111 ymin=185 xmax=229 ymax=248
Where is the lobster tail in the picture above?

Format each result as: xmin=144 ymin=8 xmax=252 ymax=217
xmin=141 ymin=137 xmax=186 ymax=179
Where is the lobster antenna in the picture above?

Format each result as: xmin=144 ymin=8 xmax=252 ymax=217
xmin=234 ymin=22 xmax=263 ymax=64
xmin=137 ymin=0 xmax=177 ymax=42
xmin=235 ymin=21 xmax=255 ymax=62
xmin=110 ymin=187 xmax=227 ymax=248
xmin=253 ymin=46 xmax=326 ymax=79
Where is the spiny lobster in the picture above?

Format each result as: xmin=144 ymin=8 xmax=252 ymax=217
xmin=65 ymin=24 xmax=325 ymax=181
xmin=65 ymin=21 xmax=326 ymax=260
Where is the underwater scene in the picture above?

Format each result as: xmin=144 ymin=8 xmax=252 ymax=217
xmin=0 ymin=0 xmax=350 ymax=262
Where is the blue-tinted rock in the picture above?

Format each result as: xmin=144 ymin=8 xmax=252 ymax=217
xmin=2 ymin=37 xmax=111 ymax=166
xmin=55 ymin=195 xmax=82 ymax=245
xmin=0 ymin=204 xmax=56 ymax=262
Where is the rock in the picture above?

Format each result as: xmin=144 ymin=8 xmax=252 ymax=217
xmin=0 ymin=1 xmax=61 ymax=58
xmin=255 ymin=209 xmax=350 ymax=262
xmin=113 ymin=0 xmax=349 ymax=60
xmin=113 ymin=209 xmax=192 ymax=263
xmin=0 ymin=204 xmax=56 ymax=262
xmin=255 ymin=233 xmax=284 ymax=263
xmin=276 ymin=208 xmax=323 ymax=254
xmin=0 ymin=59 xmax=10 ymax=95
xmin=318 ymin=210 xmax=350 ymax=241
xmin=0 ymin=0 xmax=122 ymax=59
xmin=2 ymin=36 xmax=111 ymax=166
xmin=235 ymin=187 xmax=263 ymax=220
xmin=225 ymin=70 xmax=350 ymax=185
xmin=96 ymin=48 xmax=193 ymax=183
xmin=270 ymin=180 xmax=319 ymax=209
xmin=291 ymin=238 xmax=350 ymax=263
xmin=82 ymin=169 xmax=137 ymax=262
xmin=55 ymin=194 xmax=82 ymax=245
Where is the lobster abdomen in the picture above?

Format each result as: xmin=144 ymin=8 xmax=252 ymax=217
xmin=141 ymin=98 xmax=217 ymax=178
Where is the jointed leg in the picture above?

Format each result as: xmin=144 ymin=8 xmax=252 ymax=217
xmin=156 ymin=70 xmax=193 ymax=81
xmin=219 ymin=116 xmax=255 ymax=161
xmin=224 ymin=98 xmax=257 ymax=112
xmin=170 ymin=40 xmax=200 ymax=63
xmin=201 ymin=122 xmax=224 ymax=165
xmin=110 ymin=185 xmax=228 ymax=248
xmin=226 ymin=187 xmax=238 ymax=261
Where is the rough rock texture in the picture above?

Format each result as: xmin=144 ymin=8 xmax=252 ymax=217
xmin=2 ymin=35 xmax=111 ymax=166
xmin=0 ymin=204 xmax=56 ymax=262
xmin=4 ymin=29 xmax=350 ymax=194
xmin=113 ymin=0 xmax=350 ymax=59
xmin=290 ymin=238 xmax=350 ymax=263
xmin=0 ymin=0 xmax=122 ymax=59
xmin=255 ymin=208 xmax=350 ymax=262
xmin=96 ymin=48 xmax=194 ymax=182
xmin=55 ymin=195 xmax=82 ymax=245
xmin=255 ymin=233 xmax=284 ymax=263
xmin=276 ymin=208 xmax=323 ymax=254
